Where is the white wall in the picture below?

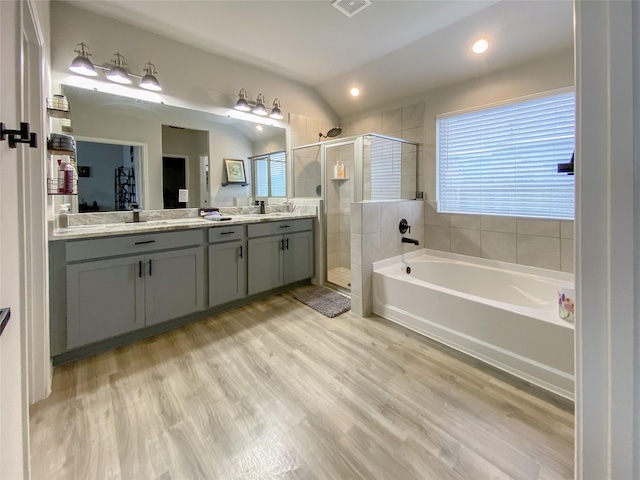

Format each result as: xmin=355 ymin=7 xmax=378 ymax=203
xmin=575 ymin=1 xmax=640 ymax=477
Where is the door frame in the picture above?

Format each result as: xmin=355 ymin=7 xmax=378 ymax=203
xmin=74 ymin=136 xmax=148 ymax=212
xmin=162 ymin=153 xmax=189 ymax=207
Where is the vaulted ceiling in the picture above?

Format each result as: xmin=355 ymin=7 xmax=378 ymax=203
xmin=61 ymin=0 xmax=574 ymax=118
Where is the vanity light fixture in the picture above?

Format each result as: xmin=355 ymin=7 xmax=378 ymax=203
xmin=234 ymin=88 xmax=252 ymax=112
xmin=105 ymin=53 xmax=132 ymax=84
xmin=253 ymin=94 xmax=268 ymax=116
xmin=68 ymin=42 xmax=162 ymax=91
xmin=269 ymin=98 xmax=283 ymax=120
xmin=69 ymin=43 xmax=97 ymax=77
xmin=234 ymin=89 xmax=285 ymax=120
xmin=140 ymin=62 xmax=162 ymax=91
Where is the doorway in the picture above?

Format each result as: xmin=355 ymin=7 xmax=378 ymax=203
xmin=162 ymin=156 xmax=187 ymax=209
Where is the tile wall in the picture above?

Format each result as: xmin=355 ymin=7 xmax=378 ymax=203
xmin=326 ymin=144 xmax=354 ymax=270
xmin=351 ymin=200 xmax=424 ymax=316
xmin=343 ymin=103 xmax=425 ymax=197
xmin=424 ymin=204 xmax=574 ymax=272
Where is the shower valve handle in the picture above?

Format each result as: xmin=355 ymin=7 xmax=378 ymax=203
xmin=399 ymin=219 xmax=410 ymax=234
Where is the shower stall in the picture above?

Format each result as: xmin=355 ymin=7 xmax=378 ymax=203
xmin=292 ymin=133 xmax=419 ymax=292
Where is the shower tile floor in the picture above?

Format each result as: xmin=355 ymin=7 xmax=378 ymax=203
xmin=328 ymin=267 xmax=351 ymax=290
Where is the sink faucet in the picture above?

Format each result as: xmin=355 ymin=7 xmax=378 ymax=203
xmin=130 ymin=203 xmax=141 ymax=223
xmin=402 ymin=237 xmax=420 ymax=245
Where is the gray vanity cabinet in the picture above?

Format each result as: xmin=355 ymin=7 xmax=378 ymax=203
xmin=247 ymin=219 xmax=314 ymax=295
xmin=65 ymin=230 xmax=204 ymax=349
xmin=247 ymin=235 xmax=284 ymax=295
xmin=208 ymin=224 xmax=247 ymax=306
xmin=144 ymin=247 xmax=204 ymax=326
xmin=283 ymin=230 xmax=314 ymax=284
xmin=67 ymin=256 xmax=145 ymax=349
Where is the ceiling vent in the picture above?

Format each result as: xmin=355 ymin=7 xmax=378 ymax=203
xmin=332 ymin=0 xmax=372 ymax=18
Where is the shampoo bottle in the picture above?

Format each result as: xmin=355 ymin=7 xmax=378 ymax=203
xmin=58 ymin=156 xmax=75 ymax=194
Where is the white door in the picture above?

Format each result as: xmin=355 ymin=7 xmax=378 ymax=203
xmin=0 ymin=0 xmax=31 ymax=478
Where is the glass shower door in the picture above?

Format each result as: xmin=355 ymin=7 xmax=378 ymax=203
xmin=324 ymin=140 xmax=360 ymax=291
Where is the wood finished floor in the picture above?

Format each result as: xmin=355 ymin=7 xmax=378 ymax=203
xmin=30 ymin=289 xmax=574 ymax=480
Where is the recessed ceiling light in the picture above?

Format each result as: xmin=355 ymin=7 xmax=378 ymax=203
xmin=472 ymin=38 xmax=490 ymax=55
xmin=350 ymin=87 xmax=360 ymax=97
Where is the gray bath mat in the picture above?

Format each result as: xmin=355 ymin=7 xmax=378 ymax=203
xmin=294 ymin=287 xmax=351 ymax=318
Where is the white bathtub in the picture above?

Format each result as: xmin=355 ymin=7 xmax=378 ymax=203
xmin=373 ymin=249 xmax=575 ymax=399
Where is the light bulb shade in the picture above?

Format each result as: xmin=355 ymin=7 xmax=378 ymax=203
xmin=140 ymin=73 xmax=162 ymax=91
xmin=269 ymin=98 xmax=283 ymax=119
xmin=69 ymin=55 xmax=97 ymax=76
xmin=140 ymin=62 xmax=161 ymax=91
xmin=234 ymin=88 xmax=251 ymax=112
xmin=106 ymin=66 xmax=132 ymax=84
xmin=253 ymin=94 xmax=268 ymax=116
xmin=234 ymin=98 xmax=251 ymax=112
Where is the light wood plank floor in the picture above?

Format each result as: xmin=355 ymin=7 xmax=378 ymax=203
xmin=30 ymin=290 xmax=574 ymax=479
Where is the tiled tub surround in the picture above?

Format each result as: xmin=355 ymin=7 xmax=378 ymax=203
xmin=373 ymin=249 xmax=575 ymax=399
xmin=424 ymin=202 xmax=574 ymax=273
xmin=351 ymin=199 xmax=424 ymax=316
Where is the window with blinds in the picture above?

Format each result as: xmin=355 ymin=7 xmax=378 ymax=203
xmin=369 ymin=135 xmax=402 ymax=200
xmin=437 ymin=90 xmax=575 ymax=220
xmin=252 ymin=151 xmax=286 ymax=198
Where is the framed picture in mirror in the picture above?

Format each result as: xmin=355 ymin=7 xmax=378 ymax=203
xmin=223 ymin=158 xmax=248 ymax=185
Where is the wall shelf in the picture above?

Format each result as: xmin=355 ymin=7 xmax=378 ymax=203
xmin=330 ymin=177 xmax=348 ymax=181
xmin=47 ymin=177 xmax=77 ymax=196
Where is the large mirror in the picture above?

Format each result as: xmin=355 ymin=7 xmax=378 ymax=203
xmin=62 ymin=85 xmax=287 ymax=212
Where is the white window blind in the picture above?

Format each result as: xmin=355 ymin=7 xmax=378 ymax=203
xmin=252 ymin=151 xmax=286 ymax=198
xmin=437 ymin=91 xmax=575 ymax=220
xmin=369 ymin=136 xmax=402 ymax=200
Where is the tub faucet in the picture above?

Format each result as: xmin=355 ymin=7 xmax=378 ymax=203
xmin=402 ymin=237 xmax=420 ymax=245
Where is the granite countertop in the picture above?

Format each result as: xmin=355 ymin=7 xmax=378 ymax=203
xmin=51 ymin=211 xmax=316 ymax=241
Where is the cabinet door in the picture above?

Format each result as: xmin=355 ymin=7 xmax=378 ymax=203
xmin=145 ymin=247 xmax=204 ymax=326
xmin=248 ymin=236 xmax=283 ymax=295
xmin=209 ymin=240 xmax=246 ymax=306
xmin=284 ymin=230 xmax=314 ymax=284
xmin=67 ymin=256 xmax=145 ymax=349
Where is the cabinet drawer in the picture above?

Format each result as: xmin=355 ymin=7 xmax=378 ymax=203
xmin=208 ymin=224 xmax=246 ymax=243
xmin=66 ymin=229 xmax=203 ymax=262
xmin=248 ymin=218 xmax=313 ymax=238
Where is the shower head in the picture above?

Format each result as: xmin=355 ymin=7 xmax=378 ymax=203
xmin=319 ymin=127 xmax=342 ymax=140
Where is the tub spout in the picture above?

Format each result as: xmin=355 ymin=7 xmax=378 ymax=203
xmin=402 ymin=237 xmax=420 ymax=245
